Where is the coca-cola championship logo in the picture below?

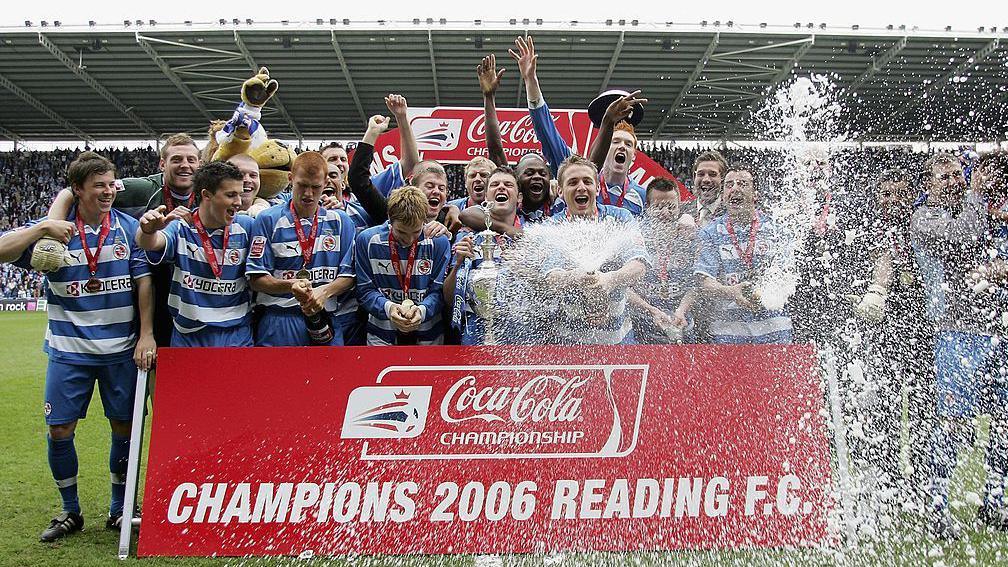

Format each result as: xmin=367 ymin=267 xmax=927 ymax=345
xmin=344 ymin=365 xmax=648 ymax=461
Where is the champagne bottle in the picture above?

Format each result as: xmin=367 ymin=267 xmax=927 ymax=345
xmin=304 ymin=309 xmax=334 ymax=345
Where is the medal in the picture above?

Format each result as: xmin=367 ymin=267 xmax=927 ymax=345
xmin=192 ymin=210 xmax=229 ymax=280
xmin=296 ymin=269 xmax=311 ymax=280
xmin=726 ymin=214 xmax=760 ymax=270
xmin=290 ymin=200 xmax=319 ymax=281
xmin=74 ymin=211 xmax=111 ymax=294
xmin=899 ymin=270 xmax=914 ymax=287
xmin=389 ymin=231 xmax=419 ymax=299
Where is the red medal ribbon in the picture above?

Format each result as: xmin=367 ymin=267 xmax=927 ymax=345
xmin=163 ymin=189 xmax=195 ymax=213
xmin=598 ymin=172 xmax=628 ymax=209
xmin=388 ymin=232 xmax=419 ymax=296
xmin=74 ymin=212 xmax=111 ymax=277
xmin=726 ymin=214 xmax=760 ymax=268
xmin=192 ymin=210 xmax=230 ymax=280
xmin=289 ymin=200 xmax=320 ymax=270
xmin=813 ymin=192 xmax=832 ymax=236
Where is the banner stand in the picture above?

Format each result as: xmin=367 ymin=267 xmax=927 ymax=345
xmin=117 ymin=369 xmax=149 ymax=560
xmin=820 ymin=347 xmax=856 ymax=544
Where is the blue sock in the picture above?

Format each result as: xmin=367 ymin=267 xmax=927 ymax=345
xmin=109 ymin=432 xmax=130 ymax=516
xmin=47 ymin=435 xmax=80 ymax=515
xmin=984 ymin=419 xmax=1007 ymax=510
xmin=929 ymin=419 xmax=969 ymax=510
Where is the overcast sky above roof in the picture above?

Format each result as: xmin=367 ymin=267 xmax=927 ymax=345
xmin=9 ymin=0 xmax=1008 ymax=30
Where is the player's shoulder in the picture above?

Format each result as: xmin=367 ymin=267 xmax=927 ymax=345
xmin=630 ymin=179 xmax=648 ymax=196
xmin=357 ymin=223 xmax=386 ymax=243
xmin=321 ymin=206 xmax=354 ymax=225
xmin=233 ymin=214 xmax=256 ymax=233
xmin=600 ymin=204 xmax=632 ymax=221
xmin=698 ymin=216 xmax=725 ymax=238
xmin=427 ymin=233 xmax=452 ymax=248
xmin=257 ymin=201 xmax=288 ymax=222
xmin=111 ymin=208 xmax=141 ymax=230
xmin=118 ymin=173 xmax=163 ymax=192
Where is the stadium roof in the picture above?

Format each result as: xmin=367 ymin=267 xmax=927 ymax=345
xmin=0 ymin=20 xmax=1006 ymax=143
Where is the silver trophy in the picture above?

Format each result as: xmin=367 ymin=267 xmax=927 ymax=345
xmin=468 ymin=201 xmax=501 ymax=345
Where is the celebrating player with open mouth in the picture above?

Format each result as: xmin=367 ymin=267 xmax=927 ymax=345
xmin=136 ymin=161 xmax=255 ymax=347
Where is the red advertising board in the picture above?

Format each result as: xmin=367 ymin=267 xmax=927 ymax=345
xmin=138 ymin=345 xmax=831 ymax=557
xmin=366 ymin=106 xmax=691 ymax=200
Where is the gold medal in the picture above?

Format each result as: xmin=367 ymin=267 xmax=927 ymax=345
xmin=296 ymin=268 xmax=311 ymax=280
xmin=899 ymin=270 xmax=914 ymax=287
xmin=84 ymin=277 xmax=102 ymax=293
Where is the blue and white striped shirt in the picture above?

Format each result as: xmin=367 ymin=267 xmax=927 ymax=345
xmin=694 ymin=211 xmax=793 ymax=344
xmin=450 ymin=223 xmax=527 ymax=345
xmin=545 ymin=206 xmax=651 ymax=344
xmin=245 ymin=203 xmax=356 ymax=318
xmin=145 ymin=215 xmax=254 ymax=335
xmin=353 ymin=223 xmax=451 ymax=345
xmin=13 ymin=208 xmax=150 ymax=365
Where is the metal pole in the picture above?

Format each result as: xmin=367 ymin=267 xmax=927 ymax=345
xmin=821 ymin=346 xmax=856 ymax=544
xmin=118 ymin=369 xmax=149 ymax=560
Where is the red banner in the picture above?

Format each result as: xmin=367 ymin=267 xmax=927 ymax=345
xmin=368 ymin=106 xmax=691 ymax=200
xmin=138 ymin=345 xmax=831 ymax=557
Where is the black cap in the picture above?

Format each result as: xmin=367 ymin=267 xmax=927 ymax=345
xmin=587 ymin=89 xmax=644 ymax=128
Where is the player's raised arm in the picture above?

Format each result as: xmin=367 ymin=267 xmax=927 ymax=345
xmin=135 ymin=205 xmax=180 ymax=252
xmin=347 ymin=115 xmax=393 ymax=225
xmin=46 ymin=188 xmax=76 ymax=221
xmin=510 ymin=35 xmax=569 ymax=178
xmin=386 ymin=94 xmax=420 ymax=176
xmin=588 ymin=90 xmax=648 ymax=170
xmin=477 ymin=54 xmax=508 ymax=167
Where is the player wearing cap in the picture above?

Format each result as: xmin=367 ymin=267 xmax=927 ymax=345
xmin=136 ymin=161 xmax=255 ymax=346
xmin=0 ymin=151 xmax=155 ymax=541
xmin=511 ymin=35 xmax=648 ymax=216
xmin=246 ymin=152 xmax=357 ymax=346
xmin=353 ymin=185 xmax=452 ymax=346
